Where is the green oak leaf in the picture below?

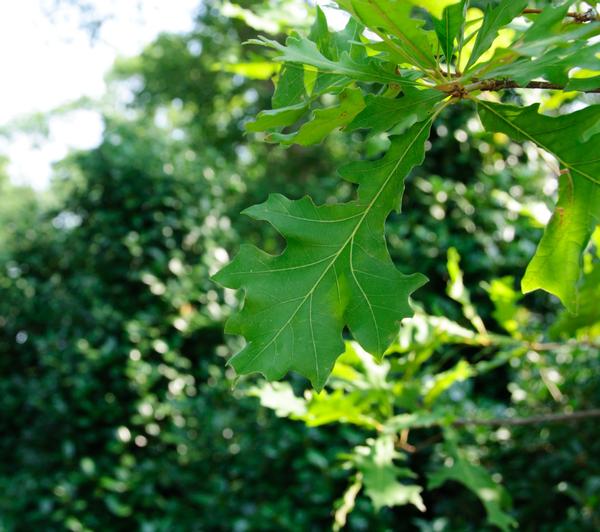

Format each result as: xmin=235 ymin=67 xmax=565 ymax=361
xmin=520 ymin=2 xmax=573 ymax=46
xmin=348 ymin=86 xmax=445 ymax=135
xmin=335 ymin=0 xmax=437 ymax=71
xmin=272 ymin=63 xmax=307 ymax=108
xmin=468 ymin=4 xmax=600 ymax=84
xmin=268 ymin=12 xmax=366 ymax=111
xmin=479 ymin=28 xmax=600 ymax=86
xmin=464 ymin=0 xmax=528 ymax=71
xmin=251 ymin=33 xmax=411 ymax=86
xmin=354 ymin=435 xmax=425 ymax=511
xmin=429 ymin=436 xmax=516 ymax=531
xmin=309 ymin=8 xmax=367 ymax=97
xmin=270 ymin=88 xmax=365 ymax=146
xmin=433 ymin=0 xmax=466 ymax=62
xmin=478 ymin=101 xmax=600 ymax=313
xmin=213 ymin=120 xmax=433 ymax=389
xmin=551 ymin=262 xmax=600 ymax=339
xmin=245 ymin=102 xmax=307 ymax=132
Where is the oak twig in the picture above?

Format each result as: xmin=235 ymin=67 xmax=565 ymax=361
xmin=522 ymin=8 xmax=599 ymax=23
xmin=477 ymin=80 xmax=600 ymax=93
xmin=436 ymin=79 xmax=600 ymax=95
xmin=452 ymin=409 xmax=600 ymax=427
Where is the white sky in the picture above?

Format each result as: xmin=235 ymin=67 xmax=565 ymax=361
xmin=0 ymin=0 xmax=199 ymax=188
xmin=0 ymin=0 xmax=345 ymax=189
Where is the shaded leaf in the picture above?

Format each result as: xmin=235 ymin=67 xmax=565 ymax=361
xmin=354 ymin=435 xmax=425 ymax=511
xmin=429 ymin=437 xmax=516 ymax=531
xmin=245 ymin=102 xmax=307 ymax=132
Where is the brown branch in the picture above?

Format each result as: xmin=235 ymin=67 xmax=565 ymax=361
xmin=528 ymin=340 xmax=600 ymax=351
xmin=462 ymin=79 xmax=600 ymax=94
xmin=523 ymin=8 xmax=598 ymax=23
xmin=452 ymin=409 xmax=600 ymax=428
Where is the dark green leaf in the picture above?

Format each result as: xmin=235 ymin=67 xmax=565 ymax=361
xmin=213 ymin=120 xmax=434 ymax=389
xmin=245 ymin=102 xmax=307 ymax=132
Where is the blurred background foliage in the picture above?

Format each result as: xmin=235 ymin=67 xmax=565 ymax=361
xmin=0 ymin=1 xmax=599 ymax=531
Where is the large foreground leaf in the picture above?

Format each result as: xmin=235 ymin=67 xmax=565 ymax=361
xmin=214 ymin=120 xmax=433 ymax=389
xmin=478 ymin=101 xmax=600 ymax=312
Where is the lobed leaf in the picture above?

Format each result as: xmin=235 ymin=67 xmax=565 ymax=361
xmin=252 ymin=33 xmax=413 ymax=86
xmin=214 ymin=119 xmax=435 ymax=389
xmin=429 ymin=437 xmax=516 ymax=531
xmin=354 ymin=435 xmax=425 ymax=511
xmin=478 ymin=101 xmax=600 ymax=312
xmin=348 ymin=86 xmax=445 ymax=135
xmin=335 ymin=0 xmax=437 ymax=71
xmin=270 ymin=88 xmax=365 ymax=146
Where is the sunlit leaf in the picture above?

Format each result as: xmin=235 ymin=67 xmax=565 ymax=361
xmin=464 ymin=0 xmax=527 ymax=71
xmin=335 ymin=0 xmax=437 ymax=71
xmin=251 ymin=33 xmax=413 ymax=86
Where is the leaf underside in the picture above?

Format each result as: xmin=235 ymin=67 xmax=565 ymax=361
xmin=478 ymin=101 xmax=600 ymax=313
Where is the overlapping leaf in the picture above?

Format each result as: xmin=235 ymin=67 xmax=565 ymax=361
xmin=214 ymin=120 xmax=435 ymax=389
xmin=335 ymin=0 xmax=438 ymax=71
xmin=348 ymin=86 xmax=444 ymax=135
xmin=267 ymin=88 xmax=365 ymax=146
xmin=464 ymin=0 xmax=528 ymax=71
xmin=468 ymin=3 xmax=600 ymax=86
xmin=251 ymin=33 xmax=410 ymax=86
xmin=478 ymin=101 xmax=600 ymax=312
